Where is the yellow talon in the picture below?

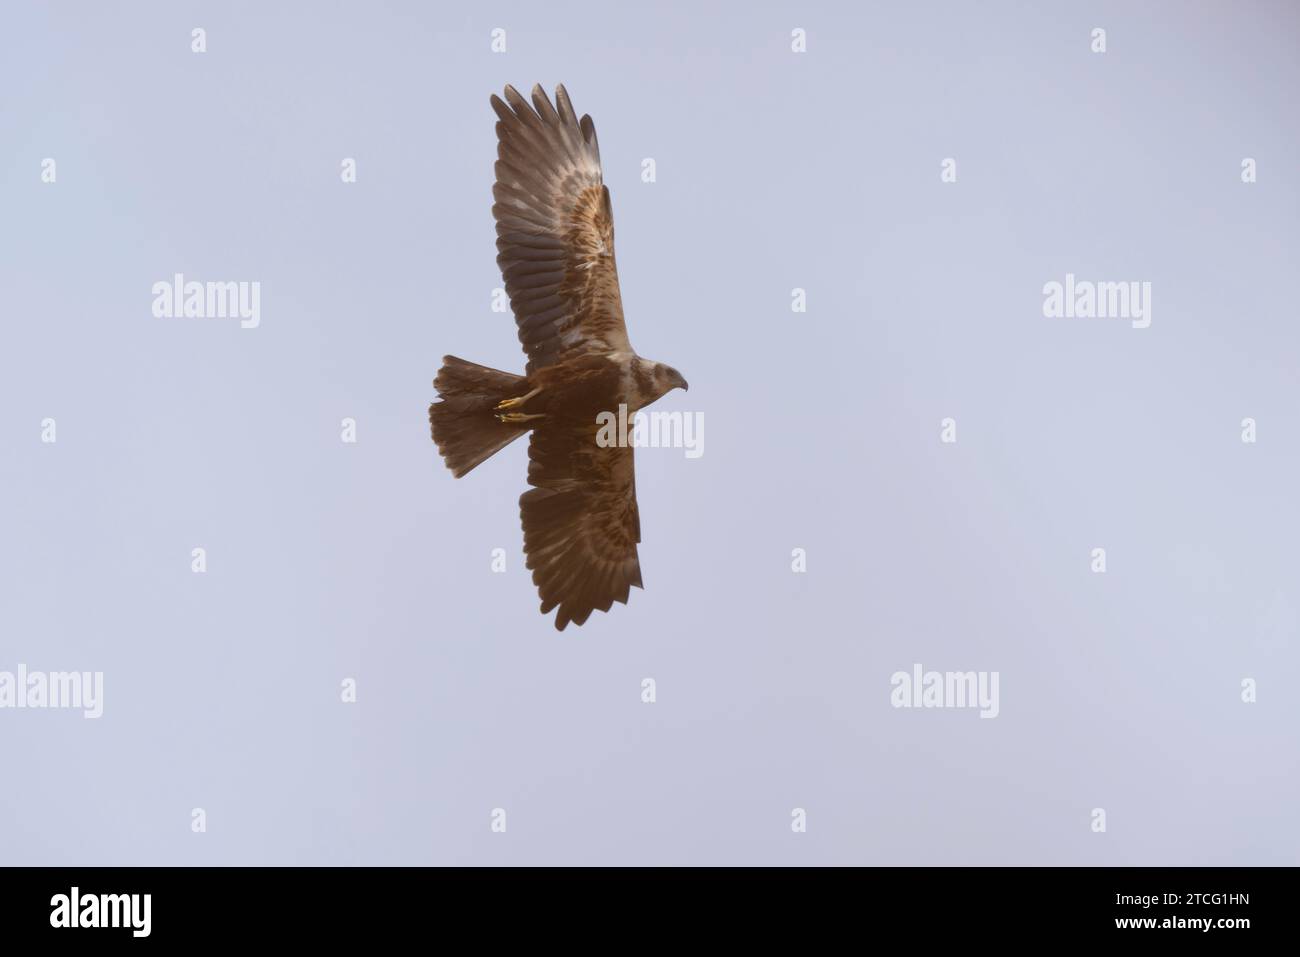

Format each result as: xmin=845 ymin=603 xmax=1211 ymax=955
xmin=497 ymin=412 xmax=545 ymax=425
xmin=495 ymin=388 xmax=541 ymax=412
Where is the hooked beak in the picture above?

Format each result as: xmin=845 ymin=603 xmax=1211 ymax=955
xmin=672 ymin=370 xmax=689 ymax=392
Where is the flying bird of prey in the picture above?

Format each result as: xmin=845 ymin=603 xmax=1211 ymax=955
xmin=429 ymin=84 xmax=688 ymax=630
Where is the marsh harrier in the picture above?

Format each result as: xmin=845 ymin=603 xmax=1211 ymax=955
xmin=429 ymin=84 xmax=687 ymax=630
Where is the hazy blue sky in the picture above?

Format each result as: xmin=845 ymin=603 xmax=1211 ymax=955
xmin=1 ymin=0 xmax=1296 ymax=865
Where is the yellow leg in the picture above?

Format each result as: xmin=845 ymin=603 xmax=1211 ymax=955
xmin=495 ymin=388 xmax=541 ymax=412
xmin=496 ymin=412 xmax=545 ymax=425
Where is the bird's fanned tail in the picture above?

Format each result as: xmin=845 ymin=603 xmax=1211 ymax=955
xmin=429 ymin=356 xmax=530 ymax=477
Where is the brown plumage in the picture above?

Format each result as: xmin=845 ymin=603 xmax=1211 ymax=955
xmin=429 ymin=84 xmax=688 ymax=630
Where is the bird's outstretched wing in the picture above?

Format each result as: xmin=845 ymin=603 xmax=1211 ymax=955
xmin=520 ymin=419 xmax=642 ymax=630
xmin=491 ymin=84 xmax=632 ymax=374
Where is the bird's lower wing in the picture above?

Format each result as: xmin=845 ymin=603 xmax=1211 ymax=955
xmin=520 ymin=419 xmax=642 ymax=630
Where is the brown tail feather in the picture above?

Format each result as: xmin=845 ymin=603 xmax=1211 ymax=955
xmin=429 ymin=356 xmax=529 ymax=477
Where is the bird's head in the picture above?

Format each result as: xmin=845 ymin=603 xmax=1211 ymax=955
xmin=652 ymin=363 xmax=689 ymax=396
xmin=631 ymin=357 xmax=689 ymax=408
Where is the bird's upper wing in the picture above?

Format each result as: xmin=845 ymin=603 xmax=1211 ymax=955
xmin=491 ymin=84 xmax=632 ymax=374
xmin=520 ymin=418 xmax=642 ymax=630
